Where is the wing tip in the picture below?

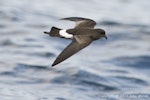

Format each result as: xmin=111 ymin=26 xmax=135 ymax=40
xmin=60 ymin=17 xmax=91 ymax=21
xmin=51 ymin=63 xmax=56 ymax=67
xmin=51 ymin=60 xmax=60 ymax=67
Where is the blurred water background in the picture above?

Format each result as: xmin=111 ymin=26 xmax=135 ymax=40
xmin=0 ymin=0 xmax=150 ymax=100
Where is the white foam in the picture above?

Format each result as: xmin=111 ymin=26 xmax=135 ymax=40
xmin=59 ymin=29 xmax=73 ymax=39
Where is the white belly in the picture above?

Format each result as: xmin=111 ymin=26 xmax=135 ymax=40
xmin=59 ymin=29 xmax=73 ymax=39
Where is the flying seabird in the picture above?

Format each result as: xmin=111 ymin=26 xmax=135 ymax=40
xmin=44 ymin=17 xmax=107 ymax=67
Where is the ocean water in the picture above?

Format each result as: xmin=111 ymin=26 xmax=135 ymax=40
xmin=0 ymin=0 xmax=150 ymax=100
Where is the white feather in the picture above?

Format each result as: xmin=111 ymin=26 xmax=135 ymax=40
xmin=59 ymin=29 xmax=73 ymax=39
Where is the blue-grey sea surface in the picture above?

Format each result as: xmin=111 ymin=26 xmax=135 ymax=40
xmin=0 ymin=0 xmax=150 ymax=100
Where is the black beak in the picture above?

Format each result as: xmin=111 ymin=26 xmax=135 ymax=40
xmin=104 ymin=36 xmax=107 ymax=40
xmin=44 ymin=31 xmax=49 ymax=34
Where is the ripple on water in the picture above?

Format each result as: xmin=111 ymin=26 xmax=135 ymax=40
xmin=14 ymin=63 xmax=48 ymax=71
xmin=51 ymin=70 xmax=117 ymax=91
xmin=28 ymin=52 xmax=55 ymax=58
xmin=55 ymin=97 xmax=67 ymax=100
xmin=0 ymin=63 xmax=50 ymax=85
xmin=0 ymin=71 xmax=16 ymax=77
xmin=0 ymin=24 xmax=6 ymax=28
xmin=0 ymin=39 xmax=15 ymax=46
xmin=98 ymin=20 xmax=121 ymax=26
xmin=111 ymin=55 xmax=150 ymax=69
xmin=115 ymin=76 xmax=148 ymax=86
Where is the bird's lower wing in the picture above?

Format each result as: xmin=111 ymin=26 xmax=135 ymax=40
xmin=52 ymin=38 xmax=92 ymax=66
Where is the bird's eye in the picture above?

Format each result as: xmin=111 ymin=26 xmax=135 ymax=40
xmin=102 ymin=32 xmax=105 ymax=35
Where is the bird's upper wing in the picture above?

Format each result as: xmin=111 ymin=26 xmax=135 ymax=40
xmin=52 ymin=36 xmax=92 ymax=66
xmin=61 ymin=17 xmax=96 ymax=28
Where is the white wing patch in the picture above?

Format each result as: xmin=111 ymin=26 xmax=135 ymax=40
xmin=59 ymin=29 xmax=73 ymax=39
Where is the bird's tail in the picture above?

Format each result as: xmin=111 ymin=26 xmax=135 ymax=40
xmin=44 ymin=27 xmax=61 ymax=37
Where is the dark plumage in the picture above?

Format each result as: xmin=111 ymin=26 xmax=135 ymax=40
xmin=44 ymin=17 xmax=107 ymax=67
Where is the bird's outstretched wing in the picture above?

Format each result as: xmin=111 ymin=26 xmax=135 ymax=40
xmin=52 ymin=36 xmax=92 ymax=66
xmin=61 ymin=17 xmax=96 ymax=28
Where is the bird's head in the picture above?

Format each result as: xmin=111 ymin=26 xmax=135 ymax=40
xmin=96 ymin=29 xmax=107 ymax=40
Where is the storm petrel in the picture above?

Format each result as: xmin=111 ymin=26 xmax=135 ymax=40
xmin=44 ymin=17 xmax=107 ymax=67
